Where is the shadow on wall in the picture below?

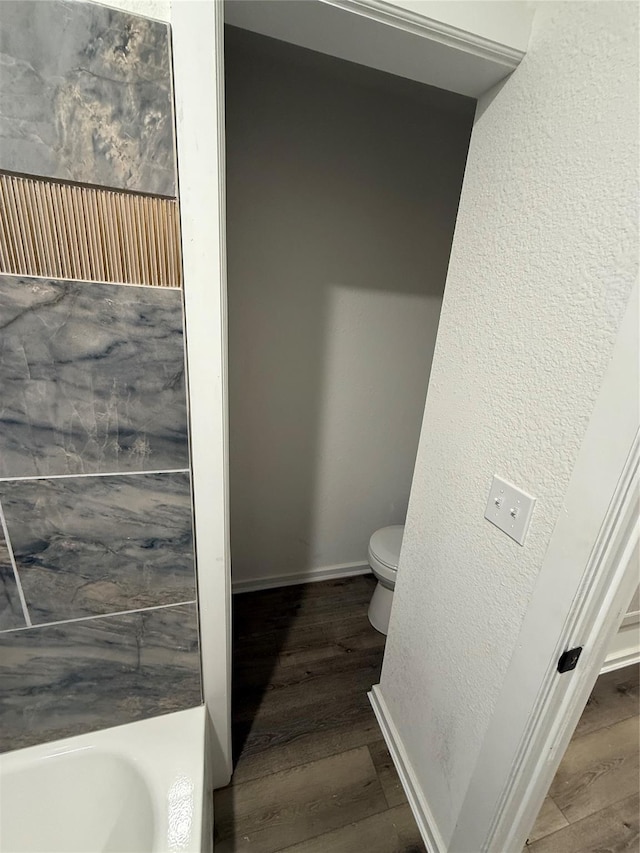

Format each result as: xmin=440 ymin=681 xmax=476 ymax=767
xmin=224 ymin=25 xmax=474 ymax=763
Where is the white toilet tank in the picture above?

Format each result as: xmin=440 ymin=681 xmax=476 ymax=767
xmin=368 ymin=525 xmax=404 ymax=576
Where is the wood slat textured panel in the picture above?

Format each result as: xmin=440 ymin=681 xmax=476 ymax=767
xmin=0 ymin=173 xmax=182 ymax=287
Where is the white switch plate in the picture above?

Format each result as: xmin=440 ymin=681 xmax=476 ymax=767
xmin=484 ymin=475 xmax=536 ymax=546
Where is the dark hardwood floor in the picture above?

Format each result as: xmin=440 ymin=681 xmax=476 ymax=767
xmin=213 ymin=574 xmax=426 ymax=853
xmin=526 ymin=664 xmax=640 ymax=852
xmin=214 ymin=574 xmax=639 ymax=853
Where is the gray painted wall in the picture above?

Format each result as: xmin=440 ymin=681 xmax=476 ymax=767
xmin=225 ymin=26 xmax=474 ymax=585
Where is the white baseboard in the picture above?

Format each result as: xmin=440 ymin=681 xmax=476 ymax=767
xmin=600 ymin=610 xmax=640 ymax=674
xmin=232 ymin=562 xmax=371 ymax=594
xmin=368 ymin=684 xmax=446 ymax=853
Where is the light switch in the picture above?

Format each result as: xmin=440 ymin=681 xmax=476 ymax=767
xmin=484 ymin=475 xmax=536 ymax=545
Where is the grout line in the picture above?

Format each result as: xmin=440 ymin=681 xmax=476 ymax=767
xmin=0 ymin=599 xmax=198 ymax=635
xmin=0 ymin=468 xmax=190 ymax=483
xmin=0 ymin=500 xmax=32 ymax=628
xmin=0 ymin=270 xmax=181 ymax=290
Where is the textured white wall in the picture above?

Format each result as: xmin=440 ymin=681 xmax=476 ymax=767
xmin=225 ymin=28 xmax=473 ymax=585
xmin=379 ymin=1 xmax=638 ymax=847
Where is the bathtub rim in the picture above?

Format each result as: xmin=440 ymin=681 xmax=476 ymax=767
xmin=0 ymin=704 xmax=209 ymax=853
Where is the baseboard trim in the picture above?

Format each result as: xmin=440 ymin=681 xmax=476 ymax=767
xmin=620 ymin=609 xmax=640 ymax=629
xmin=232 ymin=562 xmax=371 ymax=594
xmin=600 ymin=649 xmax=640 ymax=674
xmin=600 ymin=612 xmax=640 ymax=674
xmin=368 ymin=684 xmax=446 ymax=853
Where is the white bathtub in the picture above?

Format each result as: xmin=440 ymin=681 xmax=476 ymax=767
xmin=0 ymin=706 xmax=210 ymax=853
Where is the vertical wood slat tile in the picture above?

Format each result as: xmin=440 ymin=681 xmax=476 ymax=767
xmin=148 ymin=196 xmax=159 ymax=286
xmin=44 ymin=181 xmax=64 ymax=279
xmin=124 ymin=193 xmax=140 ymax=285
xmin=13 ymin=179 xmax=37 ymax=274
xmin=23 ymin=180 xmax=45 ymax=277
xmin=73 ymin=187 xmax=91 ymax=280
xmin=135 ymin=194 xmax=150 ymax=285
xmin=0 ymin=172 xmax=181 ymax=287
xmin=101 ymin=190 xmax=117 ymax=283
xmin=167 ymin=201 xmax=178 ymax=285
xmin=146 ymin=198 xmax=155 ymax=285
xmin=156 ymin=200 xmax=165 ymax=287
xmin=51 ymin=183 xmax=73 ymax=278
xmin=0 ymin=177 xmax=19 ymax=271
xmin=64 ymin=184 xmax=82 ymax=280
xmin=56 ymin=183 xmax=73 ymax=278
xmin=161 ymin=199 xmax=170 ymax=287
xmin=3 ymin=175 xmax=29 ymax=272
xmin=91 ymin=187 xmax=109 ymax=284
xmin=31 ymin=179 xmax=54 ymax=277
xmin=113 ymin=191 xmax=126 ymax=284
xmin=82 ymin=187 xmax=98 ymax=281
xmin=116 ymin=192 xmax=132 ymax=285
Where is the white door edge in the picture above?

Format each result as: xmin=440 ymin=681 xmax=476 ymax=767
xmin=172 ymin=0 xmax=232 ymax=788
xmin=482 ymin=440 xmax=640 ymax=853
xmin=486 ymin=432 xmax=639 ymax=851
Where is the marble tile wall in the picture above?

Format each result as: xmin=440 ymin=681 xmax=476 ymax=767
xmin=0 ymin=1 xmax=201 ymax=754
xmin=0 ymin=0 xmax=176 ymax=196
xmin=0 ymin=531 xmax=23 ymax=632
xmin=0 ymin=275 xmax=189 ymax=478
xmin=0 ymin=273 xmax=200 ymax=751
xmin=0 ymin=604 xmax=201 ymax=753
xmin=0 ymin=473 xmax=195 ymax=625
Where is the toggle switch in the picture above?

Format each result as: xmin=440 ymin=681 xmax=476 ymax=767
xmin=484 ymin=475 xmax=536 ymax=545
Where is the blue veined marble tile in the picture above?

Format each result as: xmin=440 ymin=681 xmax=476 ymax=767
xmin=0 ymin=530 xmax=25 ymax=632
xmin=0 ymin=603 xmax=201 ymax=753
xmin=0 ymin=275 xmax=189 ymax=478
xmin=0 ymin=472 xmax=196 ymax=625
xmin=0 ymin=0 xmax=176 ymax=196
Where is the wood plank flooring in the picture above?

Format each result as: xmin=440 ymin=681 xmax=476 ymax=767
xmin=214 ymin=575 xmax=425 ymax=853
xmin=214 ymin=575 xmax=639 ymax=853
xmin=526 ymin=663 xmax=640 ymax=853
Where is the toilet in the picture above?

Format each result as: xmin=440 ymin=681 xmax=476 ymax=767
xmin=367 ymin=524 xmax=404 ymax=635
